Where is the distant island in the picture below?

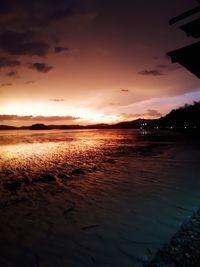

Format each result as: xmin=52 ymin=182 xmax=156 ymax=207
xmin=0 ymin=101 xmax=200 ymax=131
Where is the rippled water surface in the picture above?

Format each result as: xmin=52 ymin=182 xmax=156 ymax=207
xmin=0 ymin=129 xmax=200 ymax=267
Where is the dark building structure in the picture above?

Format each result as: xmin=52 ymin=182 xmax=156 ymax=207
xmin=167 ymin=0 xmax=200 ymax=78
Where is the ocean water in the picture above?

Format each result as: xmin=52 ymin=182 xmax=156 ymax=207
xmin=0 ymin=129 xmax=200 ymax=267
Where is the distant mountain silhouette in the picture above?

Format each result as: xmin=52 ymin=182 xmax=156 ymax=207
xmin=156 ymin=101 xmax=200 ymax=129
xmin=0 ymin=102 xmax=199 ymax=131
xmin=0 ymin=125 xmax=17 ymax=130
xmin=29 ymin=124 xmax=49 ymax=130
xmin=112 ymin=119 xmax=151 ymax=129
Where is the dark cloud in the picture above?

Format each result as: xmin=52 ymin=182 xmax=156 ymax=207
xmin=1 ymin=83 xmax=13 ymax=87
xmin=138 ymin=61 xmax=182 ymax=78
xmin=138 ymin=61 xmax=182 ymax=77
xmin=29 ymin=62 xmax=53 ymax=73
xmin=120 ymin=89 xmax=129 ymax=92
xmin=139 ymin=64 xmax=181 ymax=77
xmin=54 ymin=46 xmax=68 ymax=53
xmin=0 ymin=57 xmax=21 ymax=68
xmin=6 ymin=71 xmax=17 ymax=77
xmin=0 ymin=1 xmax=84 ymax=74
xmin=0 ymin=114 xmax=79 ymax=122
xmin=0 ymin=2 xmax=11 ymax=13
xmin=51 ymin=6 xmax=71 ymax=20
xmin=0 ymin=31 xmax=50 ymax=57
xmin=0 ymin=0 xmax=75 ymax=28
xmin=138 ymin=69 xmax=164 ymax=76
xmin=50 ymin=98 xmax=65 ymax=102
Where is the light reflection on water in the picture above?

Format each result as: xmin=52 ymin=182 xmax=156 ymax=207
xmin=0 ymin=129 xmax=200 ymax=267
xmin=0 ymin=130 xmax=136 ymax=186
xmin=0 ymin=130 xmax=125 ymax=162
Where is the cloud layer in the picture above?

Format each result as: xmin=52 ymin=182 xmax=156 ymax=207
xmin=0 ymin=31 xmax=50 ymax=57
xmin=138 ymin=64 xmax=181 ymax=76
xmin=29 ymin=62 xmax=53 ymax=73
xmin=0 ymin=0 xmax=82 ymax=76
xmin=0 ymin=114 xmax=79 ymax=122
xmin=138 ymin=69 xmax=164 ymax=76
xmin=0 ymin=57 xmax=21 ymax=68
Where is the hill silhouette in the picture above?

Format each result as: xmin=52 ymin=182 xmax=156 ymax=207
xmin=0 ymin=101 xmax=200 ymax=131
xmin=155 ymin=101 xmax=200 ymax=130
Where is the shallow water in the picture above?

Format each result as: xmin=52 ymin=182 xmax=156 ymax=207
xmin=0 ymin=129 xmax=200 ymax=266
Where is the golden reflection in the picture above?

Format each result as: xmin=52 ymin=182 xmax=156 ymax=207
xmin=0 ymin=141 xmax=97 ymax=163
xmin=0 ymin=130 xmax=130 ymax=176
xmin=0 ymin=142 xmax=60 ymax=160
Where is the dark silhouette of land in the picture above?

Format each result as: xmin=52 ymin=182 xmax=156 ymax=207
xmin=1 ymin=101 xmax=200 ymax=132
xmin=153 ymin=101 xmax=200 ymax=130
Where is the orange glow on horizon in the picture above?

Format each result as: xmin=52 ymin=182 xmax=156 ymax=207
xmin=0 ymin=101 xmax=121 ymax=124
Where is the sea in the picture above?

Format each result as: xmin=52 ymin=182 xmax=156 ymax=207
xmin=0 ymin=129 xmax=200 ymax=267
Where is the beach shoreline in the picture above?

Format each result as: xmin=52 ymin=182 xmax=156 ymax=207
xmin=145 ymin=208 xmax=200 ymax=267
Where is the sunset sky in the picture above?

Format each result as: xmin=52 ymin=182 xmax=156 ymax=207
xmin=0 ymin=0 xmax=200 ymax=126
